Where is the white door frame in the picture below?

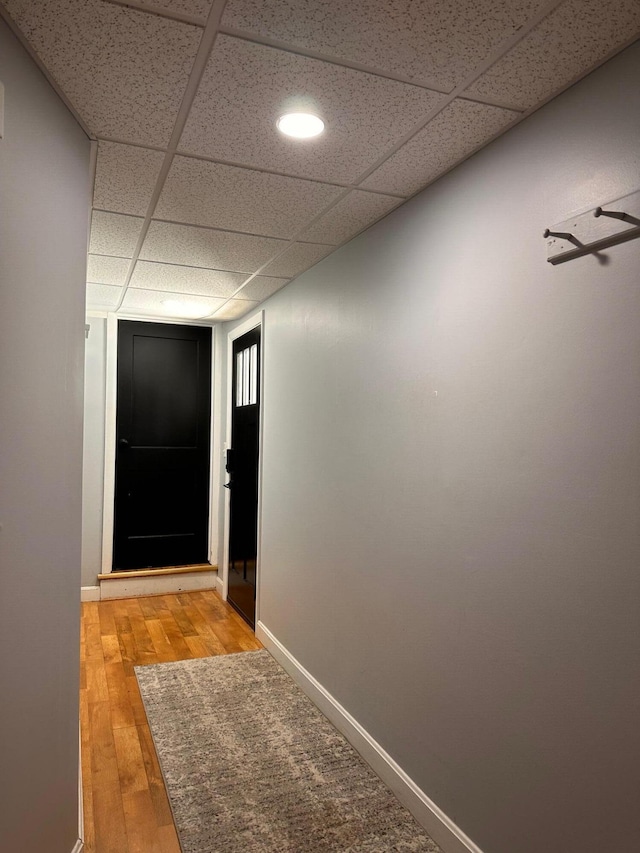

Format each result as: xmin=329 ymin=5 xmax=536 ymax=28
xmin=221 ymin=310 xmax=265 ymax=628
xmin=100 ymin=313 xmax=217 ymax=575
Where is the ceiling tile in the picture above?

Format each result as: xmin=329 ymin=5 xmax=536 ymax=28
xmin=221 ymin=0 xmax=548 ymax=92
xmin=130 ymin=261 xmax=249 ymax=297
xmin=212 ymin=300 xmax=261 ymax=322
xmin=465 ymin=0 xmax=640 ymax=110
xmin=119 ymin=287 xmax=224 ymax=318
xmin=94 ymin=142 xmax=165 ymax=217
xmin=237 ymin=276 xmax=290 ymax=301
xmin=260 ymin=242 xmax=334 ymax=278
xmin=300 ymin=190 xmax=402 ymax=245
xmin=155 ymin=156 xmax=342 ymax=239
xmin=362 ymin=99 xmax=519 ymax=197
xmin=3 ymin=0 xmax=201 ymax=145
xmin=86 ymin=283 xmax=122 ymax=310
xmin=131 ymin=0 xmax=212 ymax=23
xmin=178 ymin=35 xmax=446 ymax=183
xmin=140 ymin=221 xmax=288 ymax=272
xmin=87 ymin=254 xmax=131 ymax=286
xmin=89 ymin=211 xmax=144 ymax=257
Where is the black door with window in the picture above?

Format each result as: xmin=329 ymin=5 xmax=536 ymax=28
xmin=113 ymin=321 xmax=212 ymax=571
xmin=227 ymin=327 xmax=260 ymax=626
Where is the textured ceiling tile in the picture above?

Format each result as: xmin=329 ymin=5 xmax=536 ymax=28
xmin=237 ymin=276 xmax=290 ymax=301
xmin=155 ymin=156 xmax=342 ymax=239
xmin=130 ymin=261 xmax=249 ymax=297
xmin=140 ymin=221 xmax=288 ymax=273
xmin=221 ymin=0 xmax=548 ymax=91
xmin=87 ymin=254 xmax=131 ymax=286
xmin=260 ymin=242 xmax=334 ymax=278
xmin=212 ymin=300 xmax=261 ymax=321
xmin=89 ymin=211 xmax=144 ymax=257
xmin=465 ymin=0 xmax=640 ymax=110
xmin=3 ymin=0 xmax=201 ymax=145
xmin=178 ymin=35 xmax=445 ymax=183
xmin=131 ymin=0 xmax=212 ymax=22
xmin=86 ymin=283 xmax=122 ymax=309
xmin=300 ymin=190 xmax=403 ymax=245
xmin=94 ymin=142 xmax=165 ymax=217
xmin=362 ymin=99 xmax=519 ymax=197
xmin=120 ymin=288 xmax=224 ymax=317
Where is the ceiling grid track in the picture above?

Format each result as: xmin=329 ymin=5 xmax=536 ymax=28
xmin=113 ymin=0 xmax=230 ymax=312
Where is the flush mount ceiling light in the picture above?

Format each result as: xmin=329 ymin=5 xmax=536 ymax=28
xmin=276 ymin=112 xmax=325 ymax=139
xmin=162 ymin=299 xmax=209 ymax=318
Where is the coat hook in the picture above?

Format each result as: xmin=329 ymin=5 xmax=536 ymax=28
xmin=594 ymin=206 xmax=629 ymax=221
xmin=543 ymin=228 xmax=574 ymax=240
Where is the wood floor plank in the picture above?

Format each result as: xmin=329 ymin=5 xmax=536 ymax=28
xmin=113 ymin=725 xmax=149 ymax=795
xmin=122 ymin=789 xmax=163 ymax=853
xmin=102 ymin=632 xmax=123 ymax=665
xmin=80 ymin=588 xmax=261 ymax=853
xmin=157 ymin=823 xmax=182 ymax=853
xmin=98 ymin=600 xmax=117 ymax=637
xmin=105 ymin=661 xmax=136 ymax=730
xmin=85 ymin=620 xmax=104 ymax=661
xmin=138 ymin=723 xmax=175 ymax=828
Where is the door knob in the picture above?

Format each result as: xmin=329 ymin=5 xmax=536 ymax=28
xmin=119 ymin=438 xmax=129 ymax=447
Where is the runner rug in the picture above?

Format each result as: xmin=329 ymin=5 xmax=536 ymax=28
xmin=135 ymin=649 xmax=441 ymax=852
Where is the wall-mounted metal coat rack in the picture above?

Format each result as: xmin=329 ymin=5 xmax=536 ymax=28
xmin=543 ymin=188 xmax=640 ymax=264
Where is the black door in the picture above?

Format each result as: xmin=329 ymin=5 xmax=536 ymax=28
xmin=227 ymin=327 xmax=261 ymax=627
xmin=113 ymin=320 xmax=212 ymax=570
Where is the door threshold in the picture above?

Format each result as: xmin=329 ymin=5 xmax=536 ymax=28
xmin=98 ymin=563 xmax=216 ymax=581
xmin=97 ymin=563 xmax=219 ymax=600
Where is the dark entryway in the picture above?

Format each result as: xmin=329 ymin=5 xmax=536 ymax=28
xmin=226 ymin=326 xmax=261 ymax=627
xmin=113 ymin=320 xmax=212 ymax=570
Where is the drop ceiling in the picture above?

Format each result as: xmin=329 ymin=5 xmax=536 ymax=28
xmin=2 ymin=0 xmax=639 ymax=323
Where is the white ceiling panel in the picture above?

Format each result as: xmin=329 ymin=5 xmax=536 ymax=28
xmin=130 ymin=260 xmax=249 ymax=297
xmin=120 ymin=287 xmax=224 ymax=317
xmin=362 ymin=99 xmax=519 ymax=197
xmin=212 ymin=299 xmax=261 ymax=321
xmin=237 ymin=276 xmax=290 ymax=301
xmin=127 ymin=0 xmax=212 ymax=23
xmin=94 ymin=142 xmax=165 ymax=217
xmin=87 ymin=254 xmax=131 ymax=286
xmin=178 ymin=35 xmax=446 ymax=183
xmin=155 ymin=156 xmax=342 ymax=239
xmin=89 ymin=211 xmax=144 ymax=257
xmin=86 ymin=283 xmax=122 ymax=309
xmin=465 ymin=0 xmax=640 ymax=110
xmin=301 ymin=190 xmax=402 ymax=245
xmin=3 ymin=0 xmax=201 ymax=145
xmin=140 ymin=221 xmax=289 ymax=272
xmin=221 ymin=0 xmax=548 ymax=92
xmin=260 ymin=242 xmax=334 ymax=278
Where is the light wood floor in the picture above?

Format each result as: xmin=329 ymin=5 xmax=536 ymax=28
xmin=80 ymin=589 xmax=262 ymax=853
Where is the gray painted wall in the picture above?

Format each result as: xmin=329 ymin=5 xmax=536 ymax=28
xmin=82 ymin=316 xmax=107 ymax=586
xmin=229 ymin=42 xmax=640 ymax=853
xmin=0 ymin=20 xmax=90 ymax=853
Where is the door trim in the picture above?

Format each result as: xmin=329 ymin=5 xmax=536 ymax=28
xmin=100 ymin=314 xmax=217 ymax=575
xmin=222 ymin=311 xmax=265 ymax=628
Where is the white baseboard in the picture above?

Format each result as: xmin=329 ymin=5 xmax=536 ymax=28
xmin=80 ymin=585 xmax=100 ymax=602
xmin=99 ymin=570 xmax=217 ymax=600
xmin=71 ymin=840 xmax=84 ymax=853
xmin=256 ymin=622 xmax=485 ymax=853
xmin=214 ymin=574 xmax=224 ymax=596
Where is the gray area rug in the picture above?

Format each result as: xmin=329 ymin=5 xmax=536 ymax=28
xmin=135 ymin=650 xmax=441 ymax=852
